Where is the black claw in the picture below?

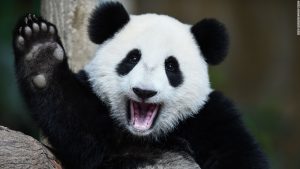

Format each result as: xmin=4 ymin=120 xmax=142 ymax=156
xmin=18 ymin=27 xmax=22 ymax=34
xmin=32 ymin=14 xmax=38 ymax=21
xmin=28 ymin=13 xmax=32 ymax=20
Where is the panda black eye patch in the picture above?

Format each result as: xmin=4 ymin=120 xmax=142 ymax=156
xmin=165 ymin=56 xmax=183 ymax=87
xmin=116 ymin=49 xmax=141 ymax=76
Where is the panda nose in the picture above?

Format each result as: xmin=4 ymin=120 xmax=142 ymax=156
xmin=133 ymin=87 xmax=157 ymax=100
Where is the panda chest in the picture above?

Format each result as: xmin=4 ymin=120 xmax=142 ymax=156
xmin=102 ymin=138 xmax=200 ymax=169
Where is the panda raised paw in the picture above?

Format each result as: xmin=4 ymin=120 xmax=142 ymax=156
xmin=13 ymin=14 xmax=66 ymax=89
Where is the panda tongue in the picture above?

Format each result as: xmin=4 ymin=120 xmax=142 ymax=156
xmin=130 ymin=101 xmax=157 ymax=131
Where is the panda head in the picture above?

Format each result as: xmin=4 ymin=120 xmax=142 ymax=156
xmin=85 ymin=2 xmax=228 ymax=138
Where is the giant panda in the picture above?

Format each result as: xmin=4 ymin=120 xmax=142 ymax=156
xmin=12 ymin=1 xmax=269 ymax=169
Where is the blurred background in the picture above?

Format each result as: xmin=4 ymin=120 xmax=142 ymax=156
xmin=0 ymin=0 xmax=299 ymax=168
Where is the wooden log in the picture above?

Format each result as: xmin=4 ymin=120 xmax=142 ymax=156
xmin=0 ymin=126 xmax=62 ymax=169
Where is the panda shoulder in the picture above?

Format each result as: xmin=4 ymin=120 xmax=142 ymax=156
xmin=177 ymin=91 xmax=243 ymax=132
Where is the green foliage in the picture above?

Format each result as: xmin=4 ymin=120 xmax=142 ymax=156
xmin=0 ymin=0 xmax=41 ymax=138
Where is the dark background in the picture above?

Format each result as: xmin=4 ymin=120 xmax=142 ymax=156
xmin=0 ymin=0 xmax=299 ymax=169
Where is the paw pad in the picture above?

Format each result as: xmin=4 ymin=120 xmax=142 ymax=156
xmin=24 ymin=26 xmax=32 ymax=37
xmin=32 ymin=23 xmax=40 ymax=32
xmin=17 ymin=36 xmax=25 ymax=49
xmin=49 ymin=26 xmax=55 ymax=35
xmin=53 ymin=44 xmax=64 ymax=61
xmin=41 ymin=22 xmax=47 ymax=32
xmin=32 ymin=74 xmax=47 ymax=88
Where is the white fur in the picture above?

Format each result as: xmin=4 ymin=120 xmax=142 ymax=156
xmin=85 ymin=14 xmax=212 ymax=139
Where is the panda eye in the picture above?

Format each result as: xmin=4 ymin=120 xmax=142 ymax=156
xmin=126 ymin=49 xmax=141 ymax=64
xmin=116 ymin=49 xmax=141 ymax=76
xmin=165 ymin=56 xmax=179 ymax=72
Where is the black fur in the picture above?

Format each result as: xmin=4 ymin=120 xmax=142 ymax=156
xmin=116 ymin=49 xmax=141 ymax=76
xmin=191 ymin=19 xmax=229 ymax=65
xmin=175 ymin=91 xmax=269 ymax=169
xmin=88 ymin=1 xmax=130 ymax=44
xmin=165 ymin=56 xmax=184 ymax=87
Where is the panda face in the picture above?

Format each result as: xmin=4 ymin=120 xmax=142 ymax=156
xmin=85 ymin=14 xmax=212 ymax=138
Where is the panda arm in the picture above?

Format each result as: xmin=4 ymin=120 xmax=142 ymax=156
xmin=177 ymin=91 xmax=269 ymax=169
xmin=34 ymin=70 xmax=111 ymax=169
xmin=12 ymin=14 xmax=111 ymax=169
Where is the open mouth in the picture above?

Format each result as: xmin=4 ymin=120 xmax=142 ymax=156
xmin=128 ymin=100 xmax=160 ymax=131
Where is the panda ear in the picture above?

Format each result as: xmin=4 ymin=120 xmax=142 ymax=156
xmin=88 ymin=1 xmax=130 ymax=44
xmin=191 ymin=19 xmax=229 ymax=65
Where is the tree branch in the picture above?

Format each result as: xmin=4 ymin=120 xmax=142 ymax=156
xmin=0 ymin=126 xmax=62 ymax=169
